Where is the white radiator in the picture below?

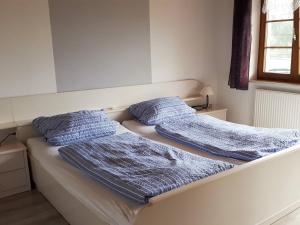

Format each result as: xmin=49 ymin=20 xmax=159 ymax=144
xmin=254 ymin=89 xmax=300 ymax=128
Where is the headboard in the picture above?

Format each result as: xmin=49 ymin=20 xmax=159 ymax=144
xmin=0 ymin=79 xmax=202 ymax=141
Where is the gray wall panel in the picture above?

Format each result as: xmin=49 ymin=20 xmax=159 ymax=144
xmin=49 ymin=0 xmax=151 ymax=92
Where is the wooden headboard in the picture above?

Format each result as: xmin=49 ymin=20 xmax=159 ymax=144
xmin=0 ymin=79 xmax=202 ymax=129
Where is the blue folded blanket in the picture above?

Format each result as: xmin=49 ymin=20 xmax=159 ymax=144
xmin=58 ymin=132 xmax=234 ymax=204
xmin=155 ymin=115 xmax=300 ymax=161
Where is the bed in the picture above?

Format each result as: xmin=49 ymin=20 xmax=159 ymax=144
xmin=24 ymin=121 xmax=235 ymax=225
xmin=26 ymin=125 xmax=142 ymax=225
xmin=22 ymin=119 xmax=300 ymax=225
xmin=9 ymin=80 xmax=300 ymax=225
xmin=122 ymin=119 xmax=300 ymax=224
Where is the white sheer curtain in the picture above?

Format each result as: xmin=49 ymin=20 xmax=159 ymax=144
xmin=262 ymin=0 xmax=300 ymax=14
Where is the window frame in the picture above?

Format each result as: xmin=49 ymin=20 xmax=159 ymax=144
xmin=257 ymin=2 xmax=300 ymax=83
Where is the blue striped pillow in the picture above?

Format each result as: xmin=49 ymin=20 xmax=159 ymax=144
xmin=33 ymin=110 xmax=118 ymax=146
xmin=129 ymin=96 xmax=195 ymax=125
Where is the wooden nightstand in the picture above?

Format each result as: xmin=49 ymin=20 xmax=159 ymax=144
xmin=0 ymin=142 xmax=31 ymax=198
xmin=195 ymin=107 xmax=227 ymax=120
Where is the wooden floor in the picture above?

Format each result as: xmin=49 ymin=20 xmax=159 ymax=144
xmin=0 ymin=190 xmax=299 ymax=225
xmin=0 ymin=190 xmax=68 ymax=225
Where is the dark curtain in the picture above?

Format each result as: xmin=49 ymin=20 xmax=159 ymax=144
xmin=228 ymin=0 xmax=252 ymax=90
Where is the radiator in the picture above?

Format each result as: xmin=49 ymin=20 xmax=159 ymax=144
xmin=254 ymin=89 xmax=300 ymax=128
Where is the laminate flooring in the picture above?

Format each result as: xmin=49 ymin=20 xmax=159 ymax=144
xmin=0 ymin=190 xmax=68 ymax=225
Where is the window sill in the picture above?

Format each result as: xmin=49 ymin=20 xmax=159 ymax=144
xmin=250 ymin=80 xmax=300 ymax=90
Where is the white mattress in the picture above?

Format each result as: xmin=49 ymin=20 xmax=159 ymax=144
xmin=27 ymin=125 xmax=143 ymax=225
xmin=122 ymin=120 xmax=244 ymax=165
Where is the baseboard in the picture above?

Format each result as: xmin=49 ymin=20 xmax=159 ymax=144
xmin=258 ymin=201 xmax=300 ymax=225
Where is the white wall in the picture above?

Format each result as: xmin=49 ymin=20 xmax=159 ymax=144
xmin=2 ymin=0 xmax=298 ymax=126
xmin=0 ymin=0 xmax=219 ymax=102
xmin=0 ymin=0 xmax=56 ymax=98
xmin=150 ymin=0 xmax=219 ymax=103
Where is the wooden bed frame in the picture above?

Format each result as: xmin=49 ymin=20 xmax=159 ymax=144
xmin=1 ymin=79 xmax=299 ymax=225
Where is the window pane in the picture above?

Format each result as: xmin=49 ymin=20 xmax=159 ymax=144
xmin=267 ymin=11 xmax=293 ymax=21
xmin=266 ymin=21 xmax=293 ymax=47
xmin=266 ymin=0 xmax=293 ymax=20
xmin=264 ymin=48 xmax=292 ymax=74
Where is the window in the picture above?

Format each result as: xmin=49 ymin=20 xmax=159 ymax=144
xmin=258 ymin=0 xmax=300 ymax=83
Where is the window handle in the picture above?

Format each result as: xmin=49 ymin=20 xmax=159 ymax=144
xmin=294 ymin=28 xmax=297 ymax=41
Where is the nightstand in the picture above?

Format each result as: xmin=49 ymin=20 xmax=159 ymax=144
xmin=0 ymin=142 xmax=31 ymax=198
xmin=195 ymin=107 xmax=227 ymax=120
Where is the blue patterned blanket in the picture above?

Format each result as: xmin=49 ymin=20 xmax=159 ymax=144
xmin=58 ymin=132 xmax=234 ymax=204
xmin=155 ymin=115 xmax=300 ymax=161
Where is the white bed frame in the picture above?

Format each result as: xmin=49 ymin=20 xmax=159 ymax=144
xmin=2 ymin=79 xmax=299 ymax=225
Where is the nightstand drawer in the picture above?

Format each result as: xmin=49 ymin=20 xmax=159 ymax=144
xmin=0 ymin=169 xmax=28 ymax=192
xmin=0 ymin=151 xmax=25 ymax=173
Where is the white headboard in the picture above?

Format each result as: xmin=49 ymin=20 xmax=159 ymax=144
xmin=0 ymin=79 xmax=202 ymax=129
